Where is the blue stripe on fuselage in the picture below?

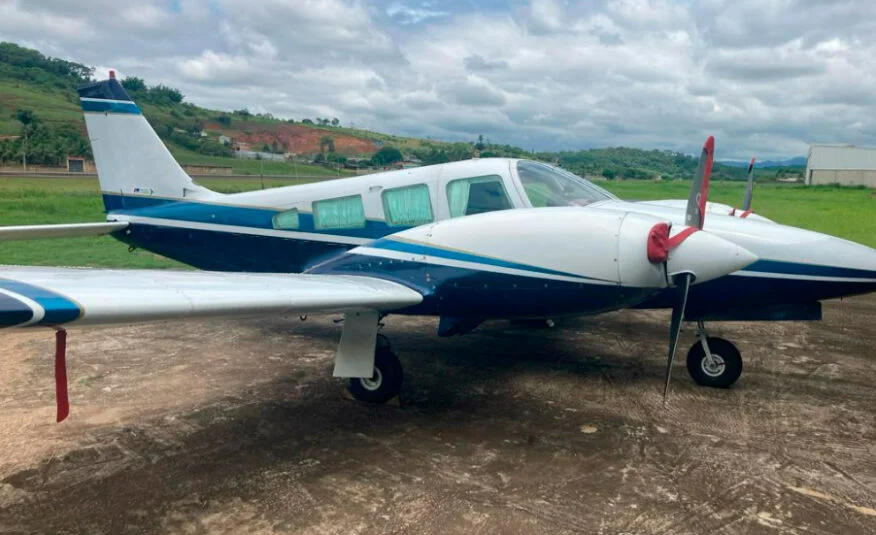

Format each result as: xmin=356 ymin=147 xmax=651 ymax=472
xmin=81 ymin=99 xmax=141 ymax=114
xmin=103 ymin=193 xmax=402 ymax=240
xmin=0 ymin=279 xmax=82 ymax=325
xmin=116 ymin=224 xmax=353 ymax=272
xmin=368 ymin=238 xmax=612 ymax=282
xmin=742 ymin=259 xmax=876 ymax=280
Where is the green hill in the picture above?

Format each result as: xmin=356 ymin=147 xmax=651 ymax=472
xmin=0 ymin=42 xmax=801 ymax=181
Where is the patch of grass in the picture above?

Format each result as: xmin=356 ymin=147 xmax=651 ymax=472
xmin=0 ymin=81 xmax=82 ymax=134
xmin=0 ymin=177 xmax=872 ymax=268
xmin=78 ymin=373 xmax=105 ymax=387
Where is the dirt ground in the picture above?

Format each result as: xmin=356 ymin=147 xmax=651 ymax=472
xmin=1 ymin=295 xmax=876 ymax=535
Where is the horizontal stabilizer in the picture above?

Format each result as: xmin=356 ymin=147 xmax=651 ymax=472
xmin=0 ymin=267 xmax=423 ymax=329
xmin=0 ymin=222 xmax=129 ymax=241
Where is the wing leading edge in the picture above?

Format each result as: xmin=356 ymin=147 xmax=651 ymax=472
xmin=0 ymin=222 xmax=128 ymax=241
xmin=0 ymin=267 xmax=423 ymax=329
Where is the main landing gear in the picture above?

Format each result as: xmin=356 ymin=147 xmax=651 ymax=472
xmin=685 ymin=320 xmax=742 ymax=388
xmin=346 ymin=334 xmax=403 ymax=403
xmin=332 ymin=311 xmax=403 ymax=404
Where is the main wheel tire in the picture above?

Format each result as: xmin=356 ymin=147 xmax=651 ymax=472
xmin=686 ymin=337 xmax=742 ymax=389
xmin=347 ymin=348 xmax=403 ymax=404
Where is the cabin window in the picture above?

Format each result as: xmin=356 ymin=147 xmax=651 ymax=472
xmin=271 ymin=209 xmax=300 ymax=230
xmin=382 ymin=184 xmax=434 ymax=226
xmin=313 ymin=195 xmax=366 ymax=229
xmin=446 ymin=175 xmax=512 ymax=218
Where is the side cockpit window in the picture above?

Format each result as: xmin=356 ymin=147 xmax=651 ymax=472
xmin=382 ymin=184 xmax=434 ymax=226
xmin=313 ymin=195 xmax=366 ymax=229
xmin=446 ymin=175 xmax=512 ymax=218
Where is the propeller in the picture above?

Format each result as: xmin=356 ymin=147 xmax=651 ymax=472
xmin=663 ymin=271 xmax=692 ymax=402
xmin=729 ymin=157 xmax=755 ymax=217
xmin=741 ymin=156 xmax=756 ymax=215
xmin=662 ymin=135 xmax=714 ymax=403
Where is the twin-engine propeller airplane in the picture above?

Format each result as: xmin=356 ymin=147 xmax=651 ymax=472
xmin=2 ymin=73 xmax=876 ymax=422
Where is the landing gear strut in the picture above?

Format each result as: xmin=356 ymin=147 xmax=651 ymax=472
xmin=346 ymin=334 xmax=403 ymax=403
xmin=686 ymin=320 xmax=742 ymax=388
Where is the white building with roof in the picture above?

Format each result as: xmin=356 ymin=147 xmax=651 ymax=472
xmin=805 ymin=145 xmax=876 ymax=187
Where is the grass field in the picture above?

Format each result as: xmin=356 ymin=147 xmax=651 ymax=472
xmin=0 ymin=177 xmax=873 ymax=268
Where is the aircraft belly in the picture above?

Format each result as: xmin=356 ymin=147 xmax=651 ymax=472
xmin=309 ymin=254 xmax=656 ymax=318
xmin=635 ymin=274 xmax=876 ymax=318
xmin=432 ymin=275 xmax=652 ymax=318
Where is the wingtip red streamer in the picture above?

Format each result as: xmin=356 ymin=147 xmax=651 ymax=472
xmin=54 ymin=328 xmax=69 ymax=422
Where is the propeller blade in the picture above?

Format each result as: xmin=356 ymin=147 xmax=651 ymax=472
xmin=741 ymin=157 xmax=756 ymax=211
xmin=662 ymin=272 xmax=693 ymax=403
xmin=685 ymin=136 xmax=715 ymax=229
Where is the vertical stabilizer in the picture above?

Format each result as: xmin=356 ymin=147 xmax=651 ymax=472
xmin=77 ymin=73 xmax=216 ymax=208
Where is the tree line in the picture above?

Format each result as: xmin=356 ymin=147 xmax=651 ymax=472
xmin=0 ymin=109 xmax=91 ymax=167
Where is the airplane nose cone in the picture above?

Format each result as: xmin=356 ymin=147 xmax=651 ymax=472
xmin=667 ymin=230 xmax=758 ymax=284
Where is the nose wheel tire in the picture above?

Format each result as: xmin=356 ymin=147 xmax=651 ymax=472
xmin=347 ymin=347 xmax=403 ymax=404
xmin=686 ymin=337 xmax=742 ymax=389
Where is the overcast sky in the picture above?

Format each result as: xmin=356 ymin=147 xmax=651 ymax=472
xmin=1 ymin=0 xmax=874 ymax=159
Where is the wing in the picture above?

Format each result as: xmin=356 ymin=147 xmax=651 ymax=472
xmin=0 ymin=266 xmax=423 ymax=329
xmin=0 ymin=222 xmax=128 ymax=241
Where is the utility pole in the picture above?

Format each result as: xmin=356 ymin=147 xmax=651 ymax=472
xmin=21 ymin=130 xmax=27 ymax=172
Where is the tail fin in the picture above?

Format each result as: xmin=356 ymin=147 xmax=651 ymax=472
xmin=77 ymin=72 xmax=216 ymax=211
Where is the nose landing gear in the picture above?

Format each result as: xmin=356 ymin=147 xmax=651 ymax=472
xmin=686 ymin=320 xmax=743 ymax=388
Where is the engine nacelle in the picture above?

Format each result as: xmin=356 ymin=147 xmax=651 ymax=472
xmin=310 ymin=207 xmax=756 ymax=318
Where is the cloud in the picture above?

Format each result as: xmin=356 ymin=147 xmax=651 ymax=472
xmin=0 ymin=0 xmax=874 ymax=158
xmin=464 ymin=54 xmax=509 ymax=72
xmin=178 ymin=51 xmax=256 ymax=83
xmin=438 ymin=76 xmax=506 ymax=107
xmin=386 ymin=2 xmax=449 ymax=24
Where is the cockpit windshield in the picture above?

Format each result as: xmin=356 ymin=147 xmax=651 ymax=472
xmin=516 ymin=160 xmax=617 ymax=207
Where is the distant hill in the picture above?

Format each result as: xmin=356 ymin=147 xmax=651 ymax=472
xmin=537 ymin=146 xmax=797 ymax=181
xmin=0 ymin=41 xmax=800 ymax=181
xmin=0 ymin=42 xmax=434 ymax=174
xmin=720 ymin=157 xmax=806 ymax=168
